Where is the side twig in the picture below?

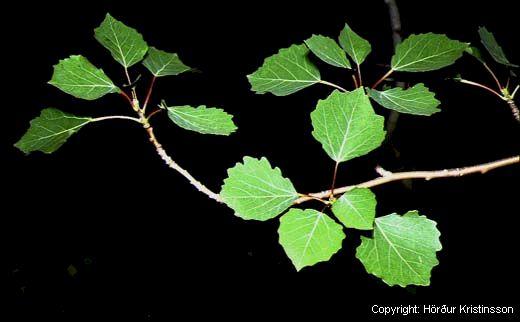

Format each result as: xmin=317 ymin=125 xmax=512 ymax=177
xmin=320 ymin=80 xmax=348 ymax=92
xmin=294 ymin=155 xmax=519 ymax=204
xmin=143 ymin=124 xmax=222 ymax=202
xmin=118 ymin=79 xmax=222 ymax=203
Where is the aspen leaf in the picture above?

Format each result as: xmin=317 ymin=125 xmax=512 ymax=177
xmin=278 ymin=209 xmax=345 ymax=271
xmin=332 ymin=188 xmax=376 ymax=230
xmin=311 ymin=88 xmax=386 ymax=163
xmin=247 ymin=44 xmax=321 ymax=96
xmin=305 ymin=34 xmax=351 ymax=68
xmin=166 ymin=105 xmax=237 ymax=136
xmin=367 ymin=83 xmax=441 ymax=116
xmin=94 ymin=13 xmax=148 ymax=68
xmin=338 ymin=23 xmax=371 ymax=65
xmin=391 ymin=33 xmax=468 ymax=72
xmin=356 ymin=211 xmax=442 ymax=287
xmin=220 ymin=157 xmax=298 ymax=221
xmin=143 ymin=47 xmax=192 ymax=77
xmin=49 ymin=55 xmax=119 ymax=100
xmin=15 ymin=108 xmax=92 ymax=154
xmin=478 ymin=26 xmax=518 ymax=67
xmin=465 ymin=46 xmax=485 ymax=63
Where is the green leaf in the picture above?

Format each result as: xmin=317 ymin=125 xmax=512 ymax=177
xmin=143 ymin=47 xmax=192 ymax=77
xmin=310 ymin=88 xmax=386 ymax=163
xmin=220 ymin=157 xmax=298 ymax=221
xmin=48 ymin=55 xmax=119 ymax=100
xmin=356 ymin=211 xmax=442 ymax=287
xmin=15 ymin=108 xmax=92 ymax=154
xmin=367 ymin=83 xmax=441 ymax=116
xmin=166 ymin=105 xmax=237 ymax=136
xmin=94 ymin=13 xmax=148 ymax=68
xmin=331 ymin=188 xmax=376 ymax=230
xmin=247 ymin=44 xmax=321 ymax=96
xmin=338 ymin=23 xmax=371 ymax=65
xmin=278 ymin=209 xmax=345 ymax=271
xmin=465 ymin=46 xmax=485 ymax=63
xmin=478 ymin=26 xmax=518 ymax=67
xmin=304 ymin=34 xmax=351 ymax=68
xmin=391 ymin=33 xmax=468 ymax=72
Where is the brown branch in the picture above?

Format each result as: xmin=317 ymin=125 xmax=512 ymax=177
xmin=371 ymin=69 xmax=394 ymax=89
xmin=294 ymin=155 xmax=519 ymax=204
xmin=483 ymin=63 xmax=503 ymax=91
xmin=506 ymin=99 xmax=520 ymax=122
xmin=118 ymin=76 xmax=222 ymax=202
xmin=330 ymin=162 xmax=340 ymax=198
xmin=119 ymin=91 xmax=133 ymax=105
xmin=351 ymin=74 xmax=359 ymax=88
xmin=356 ymin=64 xmax=363 ymax=87
xmin=146 ymin=108 xmax=163 ymax=121
xmin=142 ymin=76 xmax=157 ymax=113
xmin=384 ymin=0 xmax=402 ymax=46
xmin=383 ymin=0 xmax=405 ymax=139
xmin=144 ymin=124 xmax=222 ymax=202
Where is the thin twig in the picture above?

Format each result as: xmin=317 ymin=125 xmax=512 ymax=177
xmin=483 ymin=63 xmax=502 ymax=91
xmin=124 ymin=67 xmax=132 ymax=86
xmin=294 ymin=155 xmax=519 ymax=204
xmin=120 ymin=91 xmax=133 ymax=105
xmin=330 ymin=162 xmax=340 ymax=198
xmin=351 ymin=74 xmax=359 ymax=88
xmin=91 ymin=115 xmax=142 ymax=123
xmin=297 ymin=193 xmax=329 ymax=205
xmin=142 ymin=76 xmax=157 ymax=114
xmin=459 ymin=79 xmax=504 ymax=99
xmin=118 ymin=73 xmax=222 ymax=202
xmin=371 ymin=69 xmax=394 ymax=89
xmin=356 ymin=64 xmax=363 ymax=87
xmin=147 ymin=108 xmax=163 ymax=121
xmin=319 ymin=80 xmax=348 ymax=92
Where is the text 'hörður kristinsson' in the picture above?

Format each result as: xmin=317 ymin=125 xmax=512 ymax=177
xmin=372 ymin=304 xmax=515 ymax=316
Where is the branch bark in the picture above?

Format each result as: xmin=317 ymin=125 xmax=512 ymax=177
xmin=119 ymin=81 xmax=222 ymax=203
xmin=383 ymin=0 xmax=404 ymax=138
xmin=294 ymin=155 xmax=519 ymax=204
xmin=144 ymin=124 xmax=222 ymax=202
xmin=506 ymin=99 xmax=520 ymax=122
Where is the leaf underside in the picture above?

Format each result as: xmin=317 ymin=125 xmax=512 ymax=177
xmin=367 ymin=83 xmax=441 ymax=116
xmin=356 ymin=211 xmax=442 ymax=287
xmin=278 ymin=208 xmax=345 ymax=271
xmin=143 ymin=47 xmax=192 ymax=77
xmin=167 ymin=105 xmax=237 ymax=135
xmin=478 ymin=26 xmax=518 ymax=67
xmin=220 ymin=157 xmax=298 ymax=221
xmin=247 ymin=44 xmax=321 ymax=96
xmin=94 ymin=13 xmax=148 ymax=68
xmin=465 ymin=46 xmax=485 ymax=63
xmin=15 ymin=108 xmax=92 ymax=154
xmin=305 ymin=34 xmax=351 ymax=68
xmin=49 ymin=55 xmax=119 ymax=100
xmin=311 ymin=88 xmax=386 ymax=163
xmin=391 ymin=33 xmax=468 ymax=72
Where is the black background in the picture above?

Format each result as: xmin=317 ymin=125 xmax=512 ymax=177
xmin=3 ymin=0 xmax=519 ymax=320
